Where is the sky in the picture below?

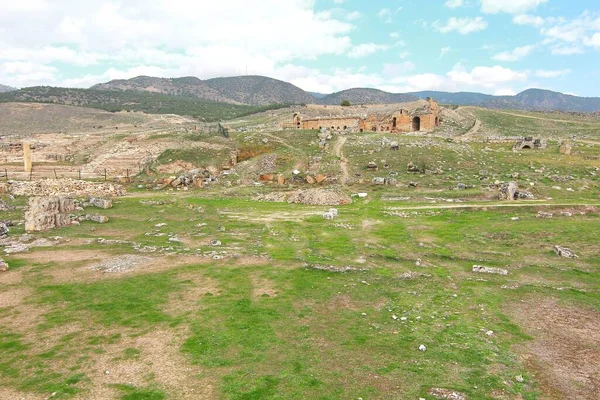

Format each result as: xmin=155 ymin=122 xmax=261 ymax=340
xmin=1 ymin=0 xmax=599 ymax=96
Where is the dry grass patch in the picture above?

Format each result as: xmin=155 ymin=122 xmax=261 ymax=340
xmin=506 ymin=297 xmax=600 ymax=399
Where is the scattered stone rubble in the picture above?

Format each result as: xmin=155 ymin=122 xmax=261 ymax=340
xmin=306 ymin=264 xmax=366 ymax=273
xmin=472 ymin=265 xmax=508 ymax=276
xmin=256 ymin=189 xmax=352 ymax=206
xmin=427 ymin=388 xmax=467 ymax=400
xmin=89 ymin=255 xmax=152 ymax=273
xmin=554 ymin=245 xmax=578 ymax=259
xmin=4 ymin=179 xmax=125 ymax=197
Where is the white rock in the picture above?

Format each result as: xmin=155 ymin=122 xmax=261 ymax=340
xmin=392 ymin=315 xmax=398 ymax=320
xmin=418 ymin=344 xmax=427 ymax=352
xmin=485 ymin=330 xmax=494 ymax=336
xmin=357 ymin=193 xmax=368 ymax=198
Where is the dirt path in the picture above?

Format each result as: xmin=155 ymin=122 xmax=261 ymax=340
xmin=383 ymin=202 xmax=600 ymax=211
xmin=574 ymin=139 xmax=600 ymax=145
xmin=457 ymin=118 xmax=482 ymax=141
xmin=494 ymin=111 xmax=585 ymax=124
xmin=249 ymin=131 xmax=299 ymax=152
xmin=332 ymin=136 xmax=349 ymax=185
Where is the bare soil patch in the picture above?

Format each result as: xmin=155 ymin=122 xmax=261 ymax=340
xmin=506 ymin=297 xmax=600 ymax=399
xmin=0 ymin=287 xmax=32 ymax=308
xmin=163 ymin=272 xmax=221 ymax=316
xmin=250 ymin=273 xmax=278 ymax=298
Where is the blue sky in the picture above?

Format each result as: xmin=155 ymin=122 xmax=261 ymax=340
xmin=1 ymin=0 xmax=599 ymax=96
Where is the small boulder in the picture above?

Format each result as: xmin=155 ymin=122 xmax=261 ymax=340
xmin=537 ymin=211 xmax=553 ymax=219
xmin=0 ymin=259 xmax=8 ymax=272
xmin=0 ymin=222 xmax=8 ymax=237
xmin=86 ymin=214 xmax=109 ymax=224
xmin=89 ymin=197 xmax=113 ymax=209
xmin=499 ymin=181 xmax=518 ymax=200
xmin=472 ymin=265 xmax=508 ymax=275
xmin=554 ymin=245 xmax=578 ymax=258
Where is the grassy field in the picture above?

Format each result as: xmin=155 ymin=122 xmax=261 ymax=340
xmin=471 ymin=108 xmax=600 ymax=138
xmin=1 ymin=190 xmax=599 ymax=399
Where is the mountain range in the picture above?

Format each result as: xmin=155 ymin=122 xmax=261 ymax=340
xmin=2 ymin=75 xmax=600 ymax=113
xmin=0 ymin=84 xmax=16 ymax=93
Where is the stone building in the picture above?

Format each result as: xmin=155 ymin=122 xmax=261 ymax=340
xmin=285 ymin=98 xmax=440 ymax=133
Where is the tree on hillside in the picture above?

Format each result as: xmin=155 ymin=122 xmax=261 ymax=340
xmin=340 ymin=100 xmax=351 ymax=107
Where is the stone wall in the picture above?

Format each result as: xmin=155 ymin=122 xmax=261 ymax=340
xmin=302 ymin=118 xmax=362 ymax=131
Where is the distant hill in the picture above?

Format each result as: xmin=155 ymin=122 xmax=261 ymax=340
xmin=409 ymin=91 xmax=495 ymax=106
xmin=6 ymin=73 xmax=600 ymax=113
xmin=410 ymin=89 xmax=600 ymax=112
xmin=92 ymin=75 xmax=313 ymax=106
xmin=317 ymin=88 xmax=417 ymax=105
xmin=0 ymin=84 xmax=16 ymax=93
xmin=481 ymin=89 xmax=600 ymax=113
xmin=309 ymin=91 xmax=328 ymax=99
xmin=0 ymin=86 xmax=289 ymax=121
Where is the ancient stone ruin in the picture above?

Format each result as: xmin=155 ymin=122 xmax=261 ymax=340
xmin=284 ymin=99 xmax=441 ymax=133
xmin=513 ymin=137 xmax=546 ymax=151
xmin=25 ymin=196 xmax=77 ymax=232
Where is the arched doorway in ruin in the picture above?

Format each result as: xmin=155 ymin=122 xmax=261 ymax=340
xmin=412 ymin=116 xmax=421 ymax=132
xmin=392 ymin=117 xmax=397 ymax=129
xmin=435 ymin=117 xmax=439 ymax=126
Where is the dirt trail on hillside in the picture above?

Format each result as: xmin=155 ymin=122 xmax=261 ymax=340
xmin=333 ymin=136 xmax=349 ymax=185
xmin=493 ymin=111 xmax=586 ymax=124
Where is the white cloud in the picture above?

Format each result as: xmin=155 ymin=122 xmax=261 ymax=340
xmin=378 ymin=8 xmax=392 ymax=24
xmin=539 ymin=13 xmax=600 ymax=54
xmin=584 ymin=32 xmax=600 ymax=48
xmin=0 ymin=61 xmax=58 ymax=87
xmin=0 ymin=0 xmax=356 ymax=87
xmin=435 ymin=17 xmax=488 ymax=35
xmin=439 ymin=46 xmax=452 ymax=58
xmin=444 ymin=0 xmax=464 ymax=9
xmin=382 ymin=62 xmax=416 ymax=77
xmin=333 ymin=0 xmax=345 ymax=3
xmin=398 ymin=51 xmax=411 ymax=59
xmin=493 ymin=45 xmax=536 ymax=61
xmin=495 ymin=88 xmax=517 ymax=96
xmin=512 ymin=14 xmax=545 ymax=27
xmin=347 ymin=43 xmax=389 ymax=58
xmin=481 ymin=0 xmax=547 ymax=14
xmin=346 ymin=11 xmax=361 ymax=21
xmin=447 ymin=64 xmax=528 ymax=88
xmin=534 ymin=69 xmax=571 ymax=78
